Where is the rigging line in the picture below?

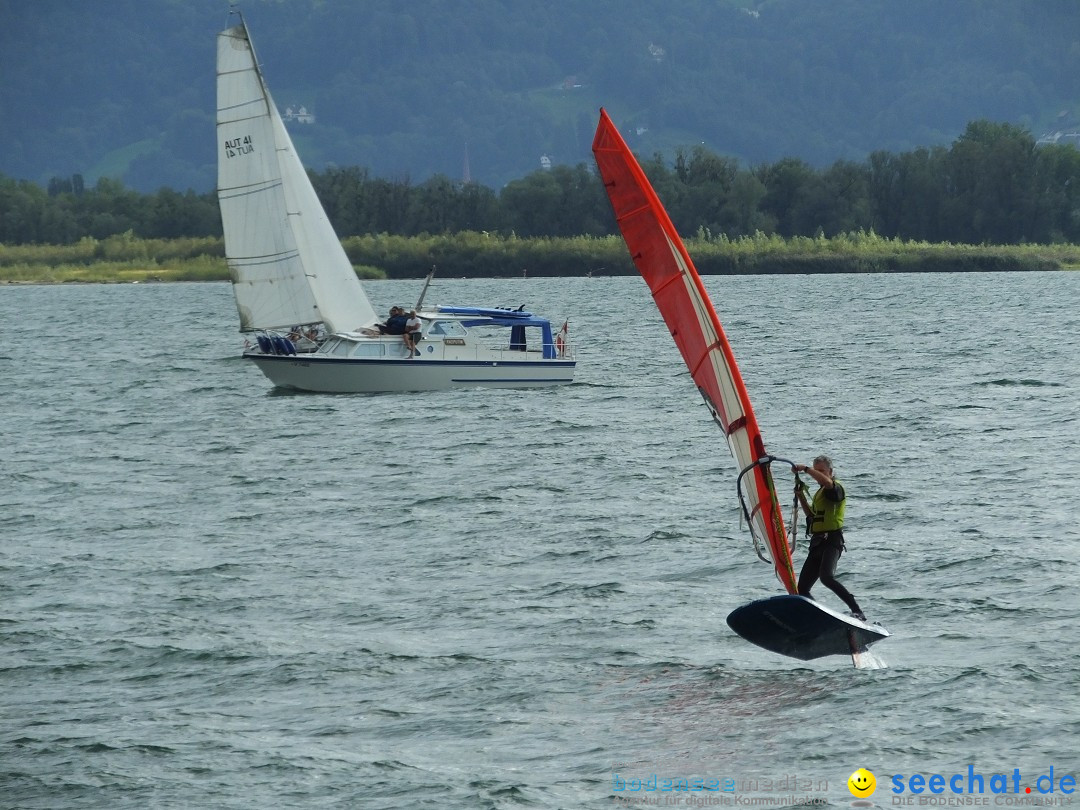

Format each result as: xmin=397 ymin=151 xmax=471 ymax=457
xmin=737 ymin=458 xmax=775 ymax=564
xmin=696 ymin=387 xmax=741 ymax=438
xmin=737 ymin=455 xmax=798 ymax=529
xmin=789 ymin=474 xmax=807 ymax=553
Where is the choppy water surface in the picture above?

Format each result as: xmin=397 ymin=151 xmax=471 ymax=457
xmin=3 ymin=272 xmax=1078 ymax=808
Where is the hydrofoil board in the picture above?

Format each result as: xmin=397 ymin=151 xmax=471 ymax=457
xmin=726 ymin=595 xmax=889 ymax=661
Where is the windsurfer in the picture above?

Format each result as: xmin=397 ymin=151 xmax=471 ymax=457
xmin=792 ymin=455 xmax=866 ymax=622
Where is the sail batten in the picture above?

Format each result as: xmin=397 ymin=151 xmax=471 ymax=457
xmin=218 ymin=110 xmax=271 ymax=125
xmin=229 ymin=252 xmax=302 ymax=265
xmin=592 ymin=108 xmax=798 ymax=594
xmin=615 ymin=204 xmax=653 ymax=222
xmin=218 ymin=182 xmax=285 ymax=199
xmin=652 ymin=273 xmax=684 ymax=297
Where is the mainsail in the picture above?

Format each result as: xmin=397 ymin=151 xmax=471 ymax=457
xmin=216 ymin=20 xmax=377 ymax=333
xmin=592 ymin=109 xmax=797 ymax=593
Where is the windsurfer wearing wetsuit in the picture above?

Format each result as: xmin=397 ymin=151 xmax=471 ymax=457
xmin=792 ymin=455 xmax=866 ymax=622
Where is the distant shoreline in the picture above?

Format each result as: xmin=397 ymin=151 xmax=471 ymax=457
xmin=3 ymin=265 xmax=1075 ymax=286
xmin=2 ymin=232 xmax=1077 ymax=284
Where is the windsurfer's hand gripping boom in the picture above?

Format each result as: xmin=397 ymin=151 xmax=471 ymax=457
xmin=792 ymin=462 xmax=835 ymax=488
xmin=792 ymin=462 xmax=836 ymax=521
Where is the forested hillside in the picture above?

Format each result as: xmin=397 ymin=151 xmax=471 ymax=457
xmin=2 ymin=0 xmax=1078 ymax=194
xmin=5 ymin=120 xmax=1079 ymax=248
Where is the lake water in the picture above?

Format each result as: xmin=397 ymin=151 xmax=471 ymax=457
xmin=3 ymin=272 xmax=1078 ymax=809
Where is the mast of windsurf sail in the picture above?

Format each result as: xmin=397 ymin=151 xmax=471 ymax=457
xmin=591 ymin=108 xmax=797 ymax=594
xmin=216 ymin=19 xmax=377 ymax=333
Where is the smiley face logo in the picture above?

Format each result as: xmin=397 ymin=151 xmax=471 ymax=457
xmin=848 ymin=768 xmax=877 ymax=798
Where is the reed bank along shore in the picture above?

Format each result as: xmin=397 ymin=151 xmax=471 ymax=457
xmin=1 ymin=232 xmax=1078 ymax=284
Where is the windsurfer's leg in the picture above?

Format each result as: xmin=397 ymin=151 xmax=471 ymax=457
xmin=797 ymin=544 xmax=822 ymax=597
xmin=817 ymin=544 xmax=862 ymax=615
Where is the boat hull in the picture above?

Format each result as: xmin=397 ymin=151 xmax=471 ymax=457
xmin=247 ymin=354 xmax=576 ymax=393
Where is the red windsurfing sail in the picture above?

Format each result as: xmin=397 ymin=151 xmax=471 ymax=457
xmin=592 ymin=108 xmax=797 ymax=593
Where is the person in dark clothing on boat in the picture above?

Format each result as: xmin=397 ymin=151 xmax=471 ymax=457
xmin=378 ymin=306 xmax=408 ymax=335
xmin=792 ymin=455 xmax=866 ymax=621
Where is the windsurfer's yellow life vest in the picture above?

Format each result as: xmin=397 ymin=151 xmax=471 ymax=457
xmin=810 ymin=480 xmax=845 ymax=533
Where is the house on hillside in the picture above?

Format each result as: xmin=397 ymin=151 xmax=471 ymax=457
xmin=1039 ymin=110 xmax=1080 ymax=146
xmin=282 ymin=105 xmax=315 ymax=124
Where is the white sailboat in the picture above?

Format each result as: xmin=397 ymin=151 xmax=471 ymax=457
xmin=215 ymin=16 xmax=575 ymax=393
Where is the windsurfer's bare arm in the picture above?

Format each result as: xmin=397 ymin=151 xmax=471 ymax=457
xmin=793 ymin=463 xmax=835 ymax=490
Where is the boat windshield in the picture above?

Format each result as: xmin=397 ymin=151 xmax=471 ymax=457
xmin=428 ymin=321 xmax=467 ymax=337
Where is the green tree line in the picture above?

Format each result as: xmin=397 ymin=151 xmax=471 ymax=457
xmin=3 ymin=120 xmax=1079 ymax=248
xmin=5 ymin=229 xmax=1074 ymax=285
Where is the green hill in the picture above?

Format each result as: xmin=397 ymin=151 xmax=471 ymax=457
xmin=1 ymin=0 xmax=1077 ymax=193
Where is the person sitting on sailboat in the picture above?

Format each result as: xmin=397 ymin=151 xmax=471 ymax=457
xmin=792 ymin=455 xmax=866 ymax=621
xmin=404 ymin=310 xmax=422 ymax=357
xmin=377 ymin=307 xmax=408 ymax=335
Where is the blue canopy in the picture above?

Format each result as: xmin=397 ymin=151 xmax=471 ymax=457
xmin=437 ymin=306 xmax=548 ymax=327
xmin=437 ymin=306 xmax=559 ymax=359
